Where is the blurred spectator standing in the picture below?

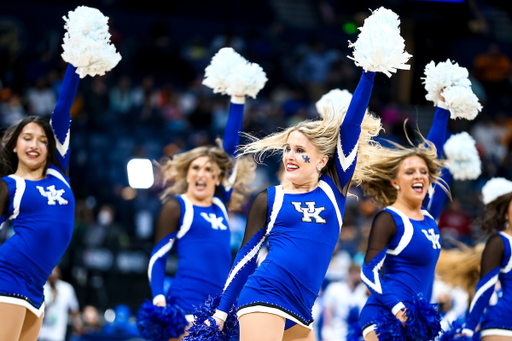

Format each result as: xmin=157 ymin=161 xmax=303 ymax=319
xmin=438 ymin=199 xmax=473 ymax=245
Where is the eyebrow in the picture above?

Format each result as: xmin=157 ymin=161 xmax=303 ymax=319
xmin=21 ymin=132 xmax=47 ymax=138
xmin=284 ymin=144 xmax=307 ymax=149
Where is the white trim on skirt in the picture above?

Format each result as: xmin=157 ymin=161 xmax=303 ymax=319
xmin=0 ymin=296 xmax=45 ymax=317
xmin=237 ymin=305 xmax=313 ymax=330
xmin=481 ymin=328 xmax=512 ymax=337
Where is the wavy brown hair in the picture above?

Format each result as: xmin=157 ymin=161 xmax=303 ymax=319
xmin=360 ymin=139 xmax=448 ymax=208
xmin=476 ymin=192 xmax=512 ymax=234
xmin=160 ymin=139 xmax=255 ymax=211
xmin=0 ymin=116 xmax=57 ymax=177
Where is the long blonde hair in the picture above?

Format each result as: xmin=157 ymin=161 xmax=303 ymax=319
xmin=239 ymin=104 xmax=382 ymax=191
xmin=360 ymin=138 xmax=448 ymax=208
xmin=160 ymin=139 xmax=256 ymax=211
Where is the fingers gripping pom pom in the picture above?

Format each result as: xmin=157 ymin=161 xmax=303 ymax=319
xmin=136 ymin=300 xmax=188 ymax=341
xmin=183 ymin=296 xmax=238 ymax=341
xmin=443 ymin=86 xmax=482 ymax=120
xmin=202 ymin=48 xmax=248 ymax=96
xmin=444 ymin=132 xmax=481 ymax=180
xmin=374 ymin=309 xmax=408 ymax=341
xmin=423 ymin=59 xmax=472 ymax=106
xmin=61 ymin=6 xmax=121 ymax=78
xmin=315 ymin=89 xmax=353 ymax=119
xmin=348 ymin=7 xmax=412 ymax=77
xmin=439 ymin=321 xmax=474 ymax=341
xmin=226 ymin=62 xmax=268 ymax=99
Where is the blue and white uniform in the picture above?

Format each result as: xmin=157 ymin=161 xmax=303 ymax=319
xmin=0 ymin=64 xmax=79 ymax=317
xmin=147 ymin=98 xmax=245 ymax=320
xmin=214 ymin=71 xmax=376 ymax=330
xmin=462 ymin=232 xmax=512 ymax=337
xmin=359 ymin=104 xmax=450 ymax=336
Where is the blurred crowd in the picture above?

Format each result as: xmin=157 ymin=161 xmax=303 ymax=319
xmin=1 ymin=0 xmax=512 ymax=340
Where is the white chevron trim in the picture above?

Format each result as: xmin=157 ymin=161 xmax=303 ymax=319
xmin=360 ymin=255 xmax=386 ymax=294
xmin=337 ymin=137 xmax=359 ymax=171
xmin=51 ymin=119 xmax=70 ymax=158
xmin=385 ymin=207 xmax=414 ymax=256
xmin=469 ymin=274 xmax=499 ymax=312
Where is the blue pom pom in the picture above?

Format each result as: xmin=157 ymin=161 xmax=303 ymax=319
xmin=439 ymin=321 xmax=473 ymax=341
xmin=183 ymin=296 xmax=238 ymax=341
xmin=404 ymin=293 xmax=442 ymax=341
xmin=136 ymin=300 xmax=188 ymax=341
xmin=346 ymin=306 xmax=363 ymax=341
xmin=373 ymin=308 xmax=408 ymax=341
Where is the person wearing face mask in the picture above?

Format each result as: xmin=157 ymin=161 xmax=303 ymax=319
xmin=0 ymin=6 xmax=120 ymax=340
xmin=197 ymin=8 xmax=410 ymax=341
xmin=458 ymin=178 xmax=512 ymax=340
xmin=138 ymin=48 xmax=262 ymax=341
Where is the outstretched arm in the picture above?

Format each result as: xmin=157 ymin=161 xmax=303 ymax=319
xmin=361 ymin=211 xmax=405 ymax=316
xmin=463 ymin=235 xmax=504 ymax=336
xmin=335 ymin=71 xmax=376 ymax=192
xmin=221 ymin=96 xmax=245 ymax=202
xmin=148 ymin=198 xmax=181 ymax=306
xmin=214 ymin=190 xmax=268 ymax=321
xmin=51 ymin=64 xmax=80 ymax=172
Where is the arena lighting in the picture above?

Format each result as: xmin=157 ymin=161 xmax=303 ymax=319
xmin=127 ymin=159 xmax=154 ymax=189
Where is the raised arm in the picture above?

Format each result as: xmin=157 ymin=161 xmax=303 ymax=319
xmin=148 ymin=198 xmax=181 ymax=306
xmin=51 ymin=64 xmax=80 ymax=172
xmin=335 ymin=71 xmax=376 ymax=190
xmin=214 ymin=189 xmax=268 ymax=322
xmin=220 ymin=96 xmax=245 ymax=202
xmin=462 ymin=235 xmax=504 ymax=337
xmin=361 ymin=211 xmax=406 ymax=316
xmin=425 ymin=168 xmax=452 ymax=220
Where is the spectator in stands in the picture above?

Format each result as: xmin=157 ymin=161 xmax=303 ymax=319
xmin=438 ymin=199 xmax=473 ymax=245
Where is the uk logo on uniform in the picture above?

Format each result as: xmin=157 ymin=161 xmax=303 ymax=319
xmin=200 ymin=213 xmax=227 ymax=230
xmin=422 ymin=229 xmax=441 ymax=249
xmin=291 ymin=201 xmax=326 ymax=224
xmin=36 ymin=185 xmax=68 ymax=205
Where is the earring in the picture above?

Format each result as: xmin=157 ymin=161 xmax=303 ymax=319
xmin=506 ymin=216 xmax=509 ymax=229
xmin=396 ymin=185 xmax=400 ymax=190
xmin=216 ymin=182 xmax=220 ymax=186
xmin=317 ymin=166 xmax=322 ymax=171
xmin=13 ymin=148 xmax=16 ymax=153
xmin=186 ymin=179 xmax=190 ymax=183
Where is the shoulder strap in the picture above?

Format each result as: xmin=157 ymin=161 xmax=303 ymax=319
xmin=177 ymin=194 xmax=194 ymax=239
xmin=266 ymin=186 xmax=284 ymax=235
xmin=318 ymin=180 xmax=343 ymax=232
xmin=384 ymin=206 xmax=414 ymax=256
xmin=7 ymin=175 xmax=26 ymax=220
xmin=212 ymin=196 xmax=229 ymax=223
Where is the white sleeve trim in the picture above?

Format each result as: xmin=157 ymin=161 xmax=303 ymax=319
xmin=230 ymin=96 xmax=246 ymax=104
xmin=469 ymin=273 xmax=499 ymax=312
xmin=462 ymin=329 xmax=474 ymax=337
xmin=214 ymin=310 xmax=228 ymax=321
xmin=152 ymin=295 xmax=166 ymax=305
xmin=392 ymin=302 xmax=406 ymax=316
xmin=336 ymin=137 xmax=359 ymax=171
xmin=147 ymin=239 xmax=174 ymax=281
xmin=50 ymin=119 xmax=70 ymax=157
xmin=360 ymin=256 xmax=386 ymax=294
xmin=437 ymin=101 xmax=449 ymax=110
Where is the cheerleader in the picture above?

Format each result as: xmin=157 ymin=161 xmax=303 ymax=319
xmin=0 ymin=7 xmax=120 ymax=341
xmin=359 ymin=59 xmax=482 ymax=341
xmin=460 ymin=178 xmax=512 ymax=340
xmin=197 ymin=8 xmax=411 ymax=341
xmin=137 ymin=48 xmax=263 ymax=341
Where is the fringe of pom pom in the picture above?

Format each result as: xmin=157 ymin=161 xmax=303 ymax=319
xmin=443 ymin=132 xmax=481 ymax=180
xmin=439 ymin=321 xmax=475 ymax=341
xmin=482 ymin=177 xmax=512 ymax=205
xmin=136 ymin=300 xmax=188 ymax=341
xmin=423 ymin=59 xmax=471 ymax=106
xmin=315 ymin=89 xmax=353 ymax=118
xmin=348 ymin=7 xmax=412 ymax=77
xmin=226 ymin=62 xmax=267 ymax=99
xmin=61 ymin=6 xmax=121 ymax=78
xmin=346 ymin=306 xmax=364 ymax=341
xmin=373 ymin=294 xmax=441 ymax=341
xmin=443 ymin=86 xmax=482 ymax=120
xmin=182 ymin=296 xmax=238 ymax=341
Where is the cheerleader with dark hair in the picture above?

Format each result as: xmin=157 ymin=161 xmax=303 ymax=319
xmin=0 ymin=6 xmax=120 ymax=340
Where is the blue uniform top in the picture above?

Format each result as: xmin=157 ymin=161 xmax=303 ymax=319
xmin=214 ymin=71 xmax=377 ymax=323
xmin=463 ymin=232 xmax=512 ymax=335
xmin=147 ymin=100 xmax=245 ymax=314
xmin=0 ymin=64 xmax=79 ymax=316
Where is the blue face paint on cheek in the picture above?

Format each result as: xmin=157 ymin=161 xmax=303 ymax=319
xmin=212 ymin=174 xmax=216 ymax=180
xmin=302 ymin=155 xmax=311 ymax=163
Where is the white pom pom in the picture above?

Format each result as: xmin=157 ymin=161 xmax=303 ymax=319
xmin=61 ymin=6 xmax=121 ymax=78
xmin=482 ymin=177 xmax=512 ymax=205
xmin=315 ymin=89 xmax=353 ymax=118
xmin=443 ymin=86 xmax=482 ymax=120
xmin=422 ymin=59 xmax=472 ymax=106
xmin=348 ymin=7 xmax=412 ymax=77
xmin=443 ymin=132 xmax=481 ymax=180
xmin=203 ymin=47 xmax=247 ymax=95
xmin=226 ymin=61 xmax=268 ymax=98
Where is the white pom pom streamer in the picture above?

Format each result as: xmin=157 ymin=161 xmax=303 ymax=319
xmin=482 ymin=177 xmax=512 ymax=205
xmin=348 ymin=7 xmax=412 ymax=77
xmin=203 ymin=48 xmax=247 ymax=95
xmin=422 ymin=59 xmax=472 ymax=106
xmin=226 ymin=61 xmax=268 ymax=98
xmin=315 ymin=89 xmax=353 ymax=118
xmin=443 ymin=132 xmax=481 ymax=181
xmin=443 ymin=86 xmax=482 ymax=120
xmin=61 ymin=6 xmax=121 ymax=78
